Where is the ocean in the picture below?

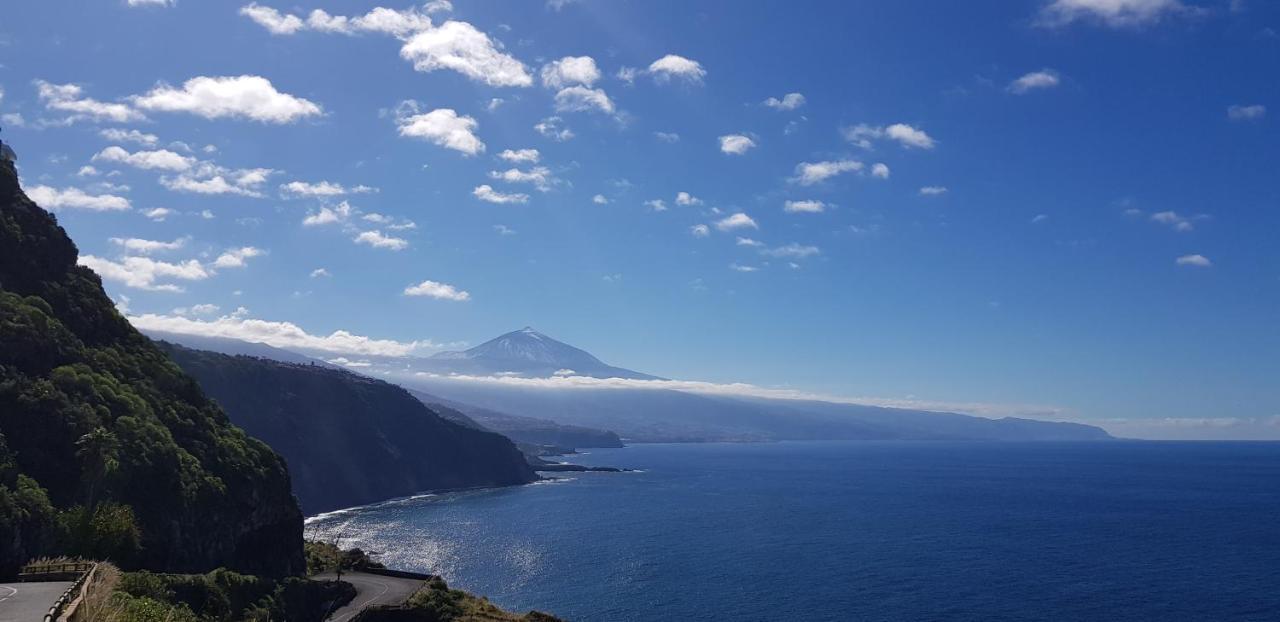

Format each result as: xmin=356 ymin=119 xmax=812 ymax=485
xmin=305 ymin=441 xmax=1280 ymax=621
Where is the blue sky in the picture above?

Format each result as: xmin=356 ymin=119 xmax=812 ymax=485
xmin=2 ymin=0 xmax=1277 ymax=439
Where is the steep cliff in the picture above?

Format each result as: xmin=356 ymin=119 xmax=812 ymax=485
xmin=0 ymin=156 xmax=303 ymax=578
xmin=159 ymin=344 xmax=538 ymax=514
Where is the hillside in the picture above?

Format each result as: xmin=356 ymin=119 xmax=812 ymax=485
xmin=409 ymin=389 xmax=625 ymax=450
xmin=0 ymin=156 xmax=302 ymax=579
xmin=159 ymin=344 xmax=538 ymax=514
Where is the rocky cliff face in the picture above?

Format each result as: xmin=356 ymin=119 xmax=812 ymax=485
xmin=0 ymin=157 xmax=303 ymax=577
xmin=160 ymin=344 xmax=538 ymax=514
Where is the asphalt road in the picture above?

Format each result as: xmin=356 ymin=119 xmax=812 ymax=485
xmin=315 ymin=571 xmax=424 ymax=622
xmin=0 ymin=581 xmax=72 ymax=622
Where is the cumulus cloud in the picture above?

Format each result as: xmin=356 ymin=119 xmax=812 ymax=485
xmin=78 ymin=255 xmax=210 ymax=292
xmin=647 ymin=54 xmax=706 ymax=83
xmin=791 ymin=160 xmax=863 ymax=185
xmin=395 ymin=104 xmax=484 ymax=155
xmin=591 ymin=194 xmax=608 ymax=205
xmin=784 ymin=200 xmax=826 ymax=214
xmin=534 ymin=116 xmax=574 ymax=141
xmin=144 ymin=207 xmax=175 ymax=221
xmin=1038 ymin=0 xmax=1195 ymax=28
xmin=1008 ymin=69 xmax=1061 ymax=94
xmin=302 ymin=201 xmax=354 ymax=226
xmin=127 ymin=0 xmax=175 ymax=6
xmin=99 ymin=128 xmax=159 ymax=146
xmin=473 ymin=184 xmax=529 ymax=204
xmin=675 ymin=191 xmax=703 ymax=206
xmin=736 ymin=237 xmax=763 ymax=247
xmin=1227 ymin=104 xmax=1266 ymax=121
xmin=729 ymin=263 xmax=759 ymax=272
xmin=870 ymin=163 xmax=890 ymax=179
xmin=644 ymin=199 xmax=667 ymax=212
xmin=92 ymin=146 xmax=194 ymax=171
xmin=1150 ymin=210 xmax=1195 ymax=231
xmin=690 ymin=224 xmax=710 ymax=238
xmin=841 ymin=122 xmax=936 ymax=149
xmin=540 ymin=56 xmax=601 ymax=89
xmin=919 ymin=186 xmax=948 ymax=196
xmin=404 ymin=279 xmax=471 ymax=301
xmin=719 ymin=134 xmax=756 ymax=155
xmin=488 ymin=166 xmax=558 ymax=192
xmin=27 ymin=185 xmax=131 ymax=211
xmin=280 ymin=180 xmax=377 ymax=197
xmin=131 ymin=75 xmax=322 ymax=123
xmin=239 ymin=3 xmax=433 ymax=37
xmin=354 ymin=230 xmax=409 ymax=250
xmin=763 ymin=92 xmax=805 ymax=110
xmin=1175 ymin=253 xmax=1211 ymax=267
xmin=110 ymin=236 xmax=188 ymax=254
xmin=128 ymin=309 xmax=443 ymax=356
xmin=715 ymin=212 xmax=758 ymax=231
xmin=212 ymin=246 xmax=265 ymax=268
xmin=654 ymin=131 xmax=680 ymax=143
xmin=553 ymin=86 xmax=615 ymax=114
xmin=400 ymin=20 xmax=532 ymax=86
xmin=35 ymin=80 xmax=145 ymax=124
xmin=311 ymin=268 xmax=331 ymax=278
xmin=498 ymin=148 xmax=540 ymax=163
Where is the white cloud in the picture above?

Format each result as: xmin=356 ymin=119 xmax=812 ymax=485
xmin=1038 ymin=0 xmax=1194 ymax=27
xmin=404 ymin=279 xmax=471 ymax=301
xmin=647 ymin=54 xmax=706 ymax=83
xmin=616 ymin=67 xmax=639 ymax=85
xmin=675 ymin=191 xmax=702 ymax=206
xmin=212 ymin=246 xmax=264 ymax=269
xmin=35 ymin=80 xmax=145 ymax=124
xmin=919 ymin=186 xmax=949 ymax=196
xmin=784 ymin=200 xmax=826 ymax=214
xmin=424 ymin=0 xmax=453 ymax=14
xmin=1227 ymin=104 xmax=1266 ymax=121
xmin=763 ymin=92 xmax=805 ymax=110
xmin=534 ymin=116 xmax=573 ymax=141
xmin=280 ymin=180 xmax=377 ymax=197
xmin=1175 ymin=253 xmax=1211 ymax=267
xmin=1032 ymin=214 xmax=1050 ymax=224
xmin=132 ymin=75 xmax=322 ymax=124
xmin=354 ymin=230 xmax=409 ymax=250
xmin=93 ymin=146 xmax=194 ymax=171
xmin=173 ymin=304 xmax=220 ymax=317
xmin=644 ymin=199 xmax=667 ymax=212
xmin=715 ymin=212 xmax=758 ymax=231
xmin=161 ymin=174 xmax=266 ymax=197
xmin=540 ymin=56 xmax=601 ymax=89
xmin=592 ymin=194 xmax=609 ymax=205
xmin=553 ymin=86 xmax=615 ymax=114
xmin=78 ymin=255 xmax=210 ymax=292
xmin=729 ymin=263 xmax=759 ymax=272
xmin=489 ymin=166 xmax=558 ymax=191
xmin=762 ymin=243 xmax=819 ymax=258
xmin=1008 ymin=69 xmax=1061 ymax=94
xmin=791 ymin=160 xmax=863 ymax=185
xmin=127 ymin=0 xmax=175 ymax=5
xmin=240 ymin=3 xmax=434 ymax=37
xmin=77 ymin=166 xmax=100 ymax=177
xmin=110 ymin=236 xmax=188 ymax=254
xmin=239 ymin=3 xmax=306 ymax=34
xmin=719 ymin=134 xmax=756 ymax=155
xmin=736 ymin=237 xmax=763 ymax=247
xmin=654 ymin=131 xmax=680 ymax=143
xmin=128 ymin=309 xmax=443 ymax=357
xmin=870 ymin=162 xmax=890 ymax=179
xmin=493 ymin=224 xmax=516 ymax=235
xmin=144 ymin=207 xmax=175 ymax=221
xmin=841 ymin=122 xmax=936 ymax=149
xmin=28 ymin=185 xmax=131 ymax=211
xmin=473 ymin=184 xmax=529 ymax=204
xmin=400 ymin=20 xmax=532 ymax=87
xmin=311 ymin=268 xmax=331 ymax=278
xmin=395 ymin=105 xmax=484 ymax=155
xmin=302 ymin=201 xmax=354 ymax=226
xmin=498 ymin=148 xmax=540 ymax=163
xmin=1150 ymin=210 xmax=1194 ymax=231
xmin=690 ymin=224 xmax=710 ymax=238
xmin=99 ymin=128 xmax=159 ymax=146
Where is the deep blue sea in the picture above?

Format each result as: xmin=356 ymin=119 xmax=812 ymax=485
xmin=305 ymin=441 xmax=1280 ymax=621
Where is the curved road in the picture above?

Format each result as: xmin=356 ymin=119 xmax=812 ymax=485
xmin=315 ymin=571 xmax=424 ymax=622
xmin=0 ymin=581 xmax=72 ymax=622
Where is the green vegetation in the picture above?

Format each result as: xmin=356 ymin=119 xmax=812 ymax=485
xmin=0 ymin=156 xmax=303 ymax=578
xmin=304 ymin=540 xmax=384 ymax=576
xmin=103 ymin=568 xmax=355 ymax=622
xmin=358 ymin=576 xmax=563 ymax=622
